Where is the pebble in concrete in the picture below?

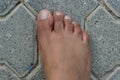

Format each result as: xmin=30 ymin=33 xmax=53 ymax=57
xmin=108 ymin=67 xmax=120 ymax=80
xmin=0 ymin=4 xmax=37 ymax=77
xmin=105 ymin=0 xmax=120 ymax=17
xmin=85 ymin=6 xmax=120 ymax=79
xmin=0 ymin=0 xmax=19 ymax=16
xmin=0 ymin=64 xmax=20 ymax=80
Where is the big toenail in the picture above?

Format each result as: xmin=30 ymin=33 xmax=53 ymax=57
xmin=39 ymin=11 xmax=48 ymax=20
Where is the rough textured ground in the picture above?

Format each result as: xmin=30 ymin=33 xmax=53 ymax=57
xmin=0 ymin=0 xmax=120 ymax=80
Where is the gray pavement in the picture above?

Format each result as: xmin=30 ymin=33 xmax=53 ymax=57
xmin=0 ymin=0 xmax=120 ymax=80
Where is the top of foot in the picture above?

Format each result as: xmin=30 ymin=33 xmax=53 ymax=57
xmin=37 ymin=9 xmax=91 ymax=80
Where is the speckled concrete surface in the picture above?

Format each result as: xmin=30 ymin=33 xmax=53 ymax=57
xmin=0 ymin=0 xmax=120 ymax=80
xmin=86 ymin=6 xmax=120 ymax=79
xmin=0 ymin=0 xmax=19 ymax=16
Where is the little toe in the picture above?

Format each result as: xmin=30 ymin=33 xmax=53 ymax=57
xmin=37 ymin=9 xmax=53 ymax=33
xmin=73 ymin=22 xmax=83 ymax=39
xmin=53 ymin=11 xmax=64 ymax=32
xmin=82 ymin=30 xmax=90 ymax=44
xmin=64 ymin=15 xmax=74 ymax=33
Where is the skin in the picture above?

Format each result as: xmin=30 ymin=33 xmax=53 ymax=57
xmin=37 ymin=10 xmax=91 ymax=80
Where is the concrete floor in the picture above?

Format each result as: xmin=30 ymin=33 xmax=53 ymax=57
xmin=0 ymin=0 xmax=120 ymax=80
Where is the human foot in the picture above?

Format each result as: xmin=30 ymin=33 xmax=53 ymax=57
xmin=37 ymin=10 xmax=91 ymax=80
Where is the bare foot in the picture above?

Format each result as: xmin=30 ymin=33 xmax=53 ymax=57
xmin=37 ymin=10 xmax=91 ymax=80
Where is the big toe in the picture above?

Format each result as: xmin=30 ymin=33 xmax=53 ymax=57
xmin=37 ymin=9 xmax=53 ymax=33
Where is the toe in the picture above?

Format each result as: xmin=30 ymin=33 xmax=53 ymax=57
xmin=73 ymin=22 xmax=90 ymax=44
xmin=64 ymin=15 xmax=74 ymax=33
xmin=82 ymin=31 xmax=90 ymax=44
xmin=73 ymin=22 xmax=83 ymax=38
xmin=53 ymin=11 xmax=64 ymax=32
xmin=37 ymin=9 xmax=53 ymax=33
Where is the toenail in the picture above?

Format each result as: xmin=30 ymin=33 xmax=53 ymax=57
xmin=55 ymin=12 xmax=62 ymax=16
xmin=64 ymin=16 xmax=71 ymax=20
xmin=72 ymin=22 xmax=76 ymax=24
xmin=39 ymin=11 xmax=48 ymax=20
